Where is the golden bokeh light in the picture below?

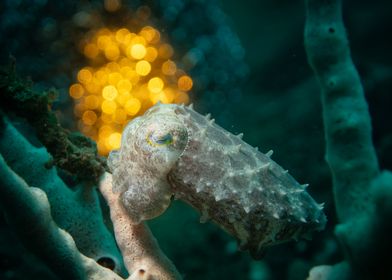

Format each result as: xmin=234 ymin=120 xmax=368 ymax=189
xmin=178 ymin=75 xmax=193 ymax=91
xmin=144 ymin=47 xmax=158 ymax=62
xmin=102 ymin=85 xmax=118 ymax=100
xmin=69 ymin=83 xmax=85 ymax=99
xmin=104 ymin=44 xmax=120 ymax=60
xmin=124 ymin=98 xmax=141 ymax=115
xmin=104 ymin=0 xmax=121 ymax=12
xmin=83 ymin=43 xmax=99 ymax=59
xmin=117 ymin=79 xmax=132 ymax=93
xmin=158 ymin=44 xmax=174 ymax=59
xmin=148 ymin=77 xmax=164 ymax=93
xmin=77 ymin=68 xmax=92 ymax=84
xmin=135 ymin=60 xmax=151 ymax=76
xmin=70 ymin=26 xmax=193 ymax=155
xmin=101 ymin=100 xmax=117 ymax=114
xmin=82 ymin=110 xmax=98 ymax=125
xmin=85 ymin=95 xmax=100 ymax=109
xmin=129 ymin=43 xmax=147 ymax=59
xmin=162 ymin=60 xmax=177 ymax=75
xmin=108 ymin=132 xmax=122 ymax=150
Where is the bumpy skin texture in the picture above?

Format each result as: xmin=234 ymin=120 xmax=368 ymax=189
xmin=109 ymin=103 xmax=326 ymax=258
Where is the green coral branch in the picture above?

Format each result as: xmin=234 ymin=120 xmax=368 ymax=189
xmin=0 ymin=118 xmax=125 ymax=271
xmin=0 ymin=63 xmax=106 ymax=183
xmin=304 ymin=0 xmax=379 ymax=222
xmin=0 ymin=153 xmax=87 ymax=279
xmin=99 ymin=173 xmax=183 ymax=280
xmin=304 ymin=0 xmax=392 ymax=279
xmin=0 ymin=153 xmax=127 ymax=280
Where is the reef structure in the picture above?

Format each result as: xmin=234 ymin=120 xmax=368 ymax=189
xmin=0 ymin=67 xmax=181 ymax=279
xmin=305 ymin=0 xmax=392 ymax=279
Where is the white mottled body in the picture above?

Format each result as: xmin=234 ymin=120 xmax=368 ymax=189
xmin=109 ymin=103 xmax=326 ymax=258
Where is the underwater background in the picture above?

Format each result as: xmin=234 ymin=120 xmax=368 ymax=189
xmin=0 ymin=0 xmax=391 ymax=279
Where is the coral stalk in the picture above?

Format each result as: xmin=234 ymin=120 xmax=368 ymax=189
xmin=305 ymin=0 xmax=392 ymax=279
xmin=99 ymin=173 xmax=182 ymax=280
xmin=304 ymin=0 xmax=379 ymax=222
xmin=0 ymin=154 xmax=117 ymax=280
xmin=0 ymin=118 xmax=125 ymax=272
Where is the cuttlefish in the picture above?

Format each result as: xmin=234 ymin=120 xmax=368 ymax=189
xmin=108 ymin=103 xmax=326 ymax=258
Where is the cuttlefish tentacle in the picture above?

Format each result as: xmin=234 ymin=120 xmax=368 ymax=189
xmin=120 ymin=178 xmax=172 ymax=224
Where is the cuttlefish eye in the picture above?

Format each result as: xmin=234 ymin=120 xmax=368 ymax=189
xmin=147 ymin=132 xmax=174 ymax=147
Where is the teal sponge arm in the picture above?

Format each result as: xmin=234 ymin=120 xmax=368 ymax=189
xmin=0 ymin=154 xmax=87 ymax=279
xmin=0 ymin=153 xmax=129 ymax=280
xmin=304 ymin=0 xmax=392 ymax=279
xmin=304 ymin=0 xmax=379 ymax=222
